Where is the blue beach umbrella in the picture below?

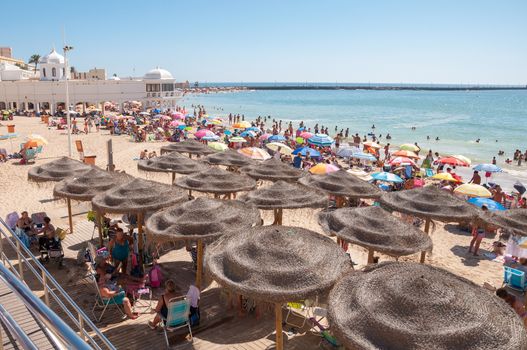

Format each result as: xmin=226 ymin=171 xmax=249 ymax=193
xmin=467 ymin=197 xmax=506 ymax=211
xmin=291 ymin=146 xmax=321 ymax=157
xmin=245 ymin=127 xmax=261 ymax=132
xmin=351 ymin=152 xmax=377 ymax=161
xmin=371 ymin=172 xmax=403 ymax=183
xmin=336 ymin=148 xmax=355 ymax=158
xmin=202 ymin=135 xmax=220 ymax=141
xmin=224 ymin=130 xmax=232 ymax=136
xmin=473 ymin=164 xmax=502 ymax=173
xmin=268 ymin=134 xmax=286 ymax=142
xmin=308 ymin=134 xmax=334 ymax=147
xmin=240 ymin=131 xmax=257 ymax=138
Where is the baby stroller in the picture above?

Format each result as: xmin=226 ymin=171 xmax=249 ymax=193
xmin=39 ymin=228 xmax=66 ymax=267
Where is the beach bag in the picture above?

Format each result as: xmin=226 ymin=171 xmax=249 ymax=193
xmin=15 ymin=228 xmax=30 ymax=249
xmin=148 ymin=263 xmax=163 ymax=288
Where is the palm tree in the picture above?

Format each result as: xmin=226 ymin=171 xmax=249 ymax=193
xmin=28 ymin=54 xmax=40 ymax=72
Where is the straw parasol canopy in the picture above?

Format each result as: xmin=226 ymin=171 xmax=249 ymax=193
xmin=488 ymin=208 xmax=527 ymax=236
xmin=53 ymin=168 xmax=132 ymax=202
xmin=379 ymin=185 xmax=480 ymax=223
xmin=145 ymin=197 xmax=261 ymax=242
xmin=202 ymin=149 xmax=255 ymax=168
xmin=299 ymin=170 xmax=381 ymax=199
xmin=328 ymin=262 xmax=527 ymax=350
xmin=28 ymin=157 xmax=92 ymax=183
xmin=205 ymin=225 xmax=352 ymax=302
xmin=91 ymin=177 xmax=187 ymax=214
xmin=318 ymin=206 xmax=433 ymax=258
xmin=240 ymin=158 xmax=304 ymax=182
xmin=137 ymin=151 xmax=209 ymax=175
xmin=160 ymin=140 xmax=216 ymax=156
xmin=241 ymin=181 xmax=327 ymax=210
xmin=174 ymin=167 xmax=256 ymax=195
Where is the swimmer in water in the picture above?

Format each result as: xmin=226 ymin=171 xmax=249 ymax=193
xmin=371 ymin=124 xmax=375 ymax=129
xmin=436 ymin=137 xmax=440 ymax=141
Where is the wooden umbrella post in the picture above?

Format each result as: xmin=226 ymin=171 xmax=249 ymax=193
xmin=171 ymin=172 xmax=176 ymax=184
xmin=96 ymin=211 xmax=103 ymax=246
xmin=367 ymin=248 xmax=375 ymax=264
xmin=196 ymin=239 xmax=203 ymax=289
xmin=277 ymin=208 xmax=283 ymax=225
xmin=420 ymin=218 xmax=431 ymax=264
xmin=275 ymin=303 xmax=284 ymax=350
xmin=137 ymin=212 xmax=144 ymax=265
xmin=67 ymin=198 xmax=73 ymax=233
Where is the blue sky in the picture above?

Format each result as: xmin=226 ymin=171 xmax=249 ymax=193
xmin=1 ymin=0 xmax=526 ymax=84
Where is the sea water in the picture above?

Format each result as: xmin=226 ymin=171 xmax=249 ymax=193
xmin=181 ymin=89 xmax=527 ymax=167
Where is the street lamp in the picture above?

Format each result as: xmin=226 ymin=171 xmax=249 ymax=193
xmin=63 ymin=45 xmax=74 ymax=157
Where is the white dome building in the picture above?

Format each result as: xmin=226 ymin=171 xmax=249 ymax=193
xmin=143 ymin=67 xmax=173 ymax=80
xmin=39 ymin=48 xmax=68 ymax=81
xmin=142 ymin=67 xmax=177 ymax=109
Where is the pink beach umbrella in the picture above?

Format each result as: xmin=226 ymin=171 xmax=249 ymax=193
xmin=172 ymin=112 xmax=185 ymax=120
xmin=300 ymin=131 xmax=314 ymax=139
xmin=195 ymin=129 xmax=216 ymax=140
xmin=170 ymin=120 xmax=185 ymax=127
xmin=389 ymin=156 xmax=416 ymax=166
xmin=259 ymin=133 xmax=272 ymax=141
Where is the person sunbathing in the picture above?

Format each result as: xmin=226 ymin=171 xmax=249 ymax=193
xmin=16 ymin=211 xmax=34 ymax=235
xmin=95 ymin=265 xmax=138 ymax=320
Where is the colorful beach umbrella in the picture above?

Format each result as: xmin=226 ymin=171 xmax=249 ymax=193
xmin=229 ymin=136 xmax=247 ymax=143
xmin=309 ymin=163 xmax=340 ymax=175
xmin=232 ymin=121 xmax=252 ymax=129
xmin=431 ymin=173 xmax=460 ymax=182
xmin=259 ymin=133 xmax=271 ymax=141
xmin=291 ymin=147 xmax=321 ymax=157
xmin=371 ymin=172 xmax=403 ymax=183
xmin=308 ymin=134 xmax=334 ymax=147
xmin=195 ymin=129 xmax=216 ymax=140
xmin=240 ymin=130 xmax=257 ymax=138
xmin=467 ymin=197 xmax=505 ymax=211
xmin=363 ymin=141 xmax=382 ymax=149
xmin=238 ymin=147 xmax=271 ymax=160
xmin=26 ymin=134 xmax=48 ymax=145
xmin=268 ymin=134 xmax=286 ymax=142
xmin=473 ymin=164 xmax=502 ymax=173
xmin=437 ymin=157 xmax=469 ymax=167
xmin=336 ymin=147 xmax=355 ymax=158
xmin=299 ymin=131 xmax=314 ymax=139
xmin=454 ymin=184 xmax=492 ymax=198
xmin=208 ymin=142 xmax=228 ymax=151
xmin=170 ymin=120 xmax=185 ymax=127
xmin=452 ymin=155 xmax=471 ymax=166
xmin=266 ymin=142 xmax=293 ymax=155
xmin=351 ymin=152 xmax=377 ymax=161
xmin=392 ymin=150 xmax=419 ymax=159
xmin=389 ymin=156 xmax=416 ymax=166
xmin=245 ymin=127 xmax=261 ymax=133
xmin=399 ymin=144 xmax=419 ymax=152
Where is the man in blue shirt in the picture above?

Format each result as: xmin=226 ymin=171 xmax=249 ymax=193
xmin=293 ymin=154 xmax=302 ymax=169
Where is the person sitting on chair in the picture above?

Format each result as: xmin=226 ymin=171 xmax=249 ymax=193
xmin=95 ymin=265 xmax=138 ymax=320
xmin=38 ymin=217 xmax=60 ymax=262
xmin=148 ymin=279 xmax=179 ymax=330
xmin=16 ymin=211 xmax=34 ymax=234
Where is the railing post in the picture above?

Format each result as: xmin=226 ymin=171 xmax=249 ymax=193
xmin=0 ymin=231 xmax=4 ymax=264
xmin=16 ymin=240 xmax=24 ymax=281
xmin=78 ymin=313 xmax=86 ymax=341
xmin=0 ymin=318 xmax=3 ymax=350
xmin=42 ymin=270 xmax=49 ymax=306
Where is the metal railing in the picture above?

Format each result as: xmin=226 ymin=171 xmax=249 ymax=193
xmin=0 ymin=218 xmax=116 ymax=350
xmin=0 ymin=304 xmax=39 ymax=350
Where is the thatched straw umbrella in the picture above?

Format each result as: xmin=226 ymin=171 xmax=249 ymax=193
xmin=160 ymin=140 xmax=215 ymax=158
xmin=174 ymin=167 xmax=256 ymax=199
xmin=328 ymin=262 xmax=527 ymax=350
xmin=240 ymin=158 xmax=304 ymax=182
xmin=92 ymin=178 xmax=187 ymax=250
xmin=299 ymin=170 xmax=381 ymax=207
xmin=137 ymin=151 xmax=209 ymax=183
xmin=378 ymin=185 xmax=480 ymax=262
xmin=318 ymin=206 xmax=433 ymax=263
xmin=206 ymin=225 xmax=352 ymax=350
xmin=28 ymin=157 xmax=93 ymax=233
xmin=202 ymin=149 xmax=254 ymax=169
xmin=53 ymin=168 xmax=131 ymax=234
xmin=145 ymin=197 xmax=261 ymax=289
xmin=488 ymin=208 xmax=527 ymax=236
xmin=240 ymin=181 xmax=327 ymax=225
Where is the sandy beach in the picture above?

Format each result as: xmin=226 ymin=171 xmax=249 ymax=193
xmin=0 ymin=116 xmax=505 ymax=289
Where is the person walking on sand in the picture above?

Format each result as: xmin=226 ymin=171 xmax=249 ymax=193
xmin=468 ymin=205 xmax=489 ymax=256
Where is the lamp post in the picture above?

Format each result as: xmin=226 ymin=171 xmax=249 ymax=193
xmin=63 ymin=45 xmax=74 ymax=157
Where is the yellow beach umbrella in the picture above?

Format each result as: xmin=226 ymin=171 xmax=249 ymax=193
xmin=208 ymin=142 xmax=228 ymax=151
xmin=432 ymin=173 xmax=460 ymax=182
xmin=399 ymin=143 xmax=419 ymax=152
xmin=26 ymin=134 xmax=48 ymax=145
xmin=454 ymin=184 xmax=492 ymax=198
xmin=266 ymin=142 xmax=293 ymax=155
xmin=309 ymin=163 xmax=340 ymax=175
xmin=232 ymin=121 xmax=252 ymax=129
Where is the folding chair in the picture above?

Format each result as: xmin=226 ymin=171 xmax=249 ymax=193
xmin=89 ymin=269 xmax=125 ymax=322
xmin=160 ymin=296 xmax=193 ymax=348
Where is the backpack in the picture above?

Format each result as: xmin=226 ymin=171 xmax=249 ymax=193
xmin=148 ymin=263 xmax=163 ymax=288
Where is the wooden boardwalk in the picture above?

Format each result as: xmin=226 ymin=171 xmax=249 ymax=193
xmin=2 ymin=220 xmax=327 ymax=349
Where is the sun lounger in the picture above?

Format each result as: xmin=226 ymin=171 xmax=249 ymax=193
xmin=160 ymin=296 xmax=192 ymax=348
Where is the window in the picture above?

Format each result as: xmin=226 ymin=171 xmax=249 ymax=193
xmin=146 ymin=84 xmax=161 ymax=92
xmin=162 ymin=83 xmax=174 ymax=91
xmin=52 ymin=67 xmax=56 ymax=77
xmin=63 ymin=68 xmax=65 ymax=76
xmin=42 ymin=68 xmax=46 ymax=77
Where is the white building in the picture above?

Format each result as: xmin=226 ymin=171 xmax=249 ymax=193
xmin=0 ymin=49 xmax=182 ymax=112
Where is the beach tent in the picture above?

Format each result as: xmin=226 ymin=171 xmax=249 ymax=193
xmin=145 ymin=198 xmax=261 ymax=289
xmin=240 ymin=158 xmax=304 ymax=182
xmin=205 ymin=225 xmax=351 ymax=350
xmin=241 ymin=181 xmax=327 ymax=225
xmin=328 ymin=262 xmax=527 ymax=350
xmin=319 ymin=206 xmax=432 ymax=263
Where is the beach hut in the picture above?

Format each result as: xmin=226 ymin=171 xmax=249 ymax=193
xmin=299 ymin=170 xmax=381 ymax=207
xmin=53 ymin=168 xmax=131 ymax=235
xmin=174 ymin=167 xmax=256 ymax=199
xmin=240 ymin=181 xmax=327 ymax=225
xmin=240 ymin=158 xmax=304 ymax=182
xmin=91 ymin=178 xmax=187 ymax=253
xmin=318 ymin=206 xmax=433 ymax=263
xmin=159 ymin=140 xmax=216 ymax=157
xmin=328 ymin=262 xmax=527 ymax=350
xmin=205 ymin=225 xmax=352 ymax=350
xmin=145 ymin=198 xmax=261 ymax=289
xmin=202 ymin=149 xmax=255 ymax=169
xmin=137 ymin=151 xmax=209 ymax=183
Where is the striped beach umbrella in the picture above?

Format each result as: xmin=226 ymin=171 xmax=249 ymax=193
xmin=238 ymin=147 xmax=272 ymax=160
xmin=229 ymin=136 xmax=247 ymax=143
xmin=308 ymin=134 xmax=334 ymax=147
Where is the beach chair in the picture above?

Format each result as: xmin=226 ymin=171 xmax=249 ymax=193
xmin=503 ymin=266 xmax=527 ymax=293
xmin=284 ymin=299 xmax=315 ymax=329
xmin=5 ymin=212 xmax=19 ymax=230
xmin=160 ymin=296 xmax=193 ymax=348
xmin=21 ymin=148 xmax=38 ymax=164
xmin=88 ymin=265 xmax=125 ymax=322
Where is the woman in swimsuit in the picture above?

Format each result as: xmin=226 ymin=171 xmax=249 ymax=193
xmin=148 ymin=279 xmax=179 ymax=329
xmin=109 ymin=228 xmax=133 ymax=274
